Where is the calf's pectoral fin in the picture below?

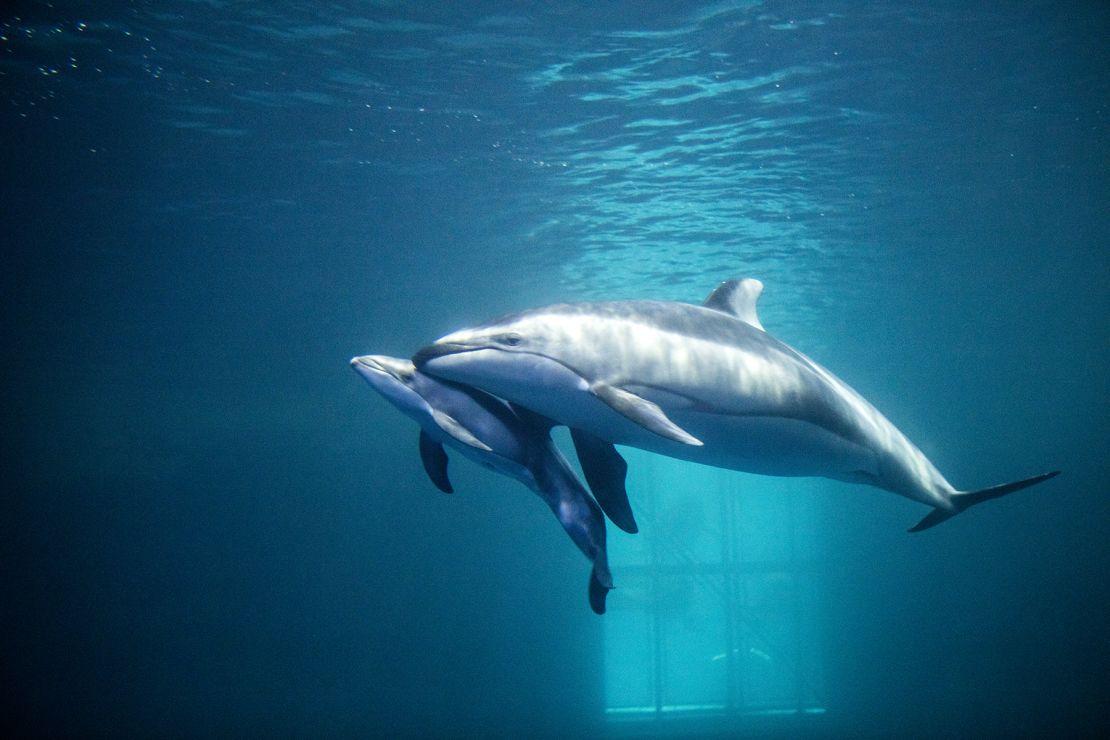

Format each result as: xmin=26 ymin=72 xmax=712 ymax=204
xmin=588 ymin=381 xmax=703 ymax=447
xmin=418 ymin=430 xmax=453 ymax=493
xmin=430 ymin=409 xmax=494 ymax=452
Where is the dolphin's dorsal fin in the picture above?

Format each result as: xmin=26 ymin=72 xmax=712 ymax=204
xmin=703 ymin=278 xmax=764 ymax=331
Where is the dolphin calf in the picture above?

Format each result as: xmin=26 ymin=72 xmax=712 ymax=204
xmin=413 ymin=278 xmax=1058 ymax=532
xmin=350 ymin=354 xmax=622 ymax=612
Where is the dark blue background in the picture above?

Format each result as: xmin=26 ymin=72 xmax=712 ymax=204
xmin=4 ymin=1 xmax=1107 ymax=736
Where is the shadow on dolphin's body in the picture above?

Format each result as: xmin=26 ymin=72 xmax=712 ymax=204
xmin=413 ymin=278 xmax=1059 ymax=533
xmin=350 ymin=355 xmax=631 ymax=613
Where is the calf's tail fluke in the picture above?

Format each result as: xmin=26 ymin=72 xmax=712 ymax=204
xmin=589 ymin=564 xmax=613 ymax=615
xmin=908 ymin=470 xmax=1061 ymax=533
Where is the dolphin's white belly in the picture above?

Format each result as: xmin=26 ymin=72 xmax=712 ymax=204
xmin=452 ymin=433 xmax=538 ymax=488
xmin=592 ymin=405 xmax=877 ymax=479
xmin=480 ymin=365 xmax=877 ymax=480
xmin=664 ymin=407 xmax=878 ymax=478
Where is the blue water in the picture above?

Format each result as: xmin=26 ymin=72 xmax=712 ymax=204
xmin=4 ymin=1 xmax=1107 ymax=736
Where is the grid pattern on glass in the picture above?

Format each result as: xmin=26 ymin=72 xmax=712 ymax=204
xmin=604 ymin=450 xmax=825 ymax=718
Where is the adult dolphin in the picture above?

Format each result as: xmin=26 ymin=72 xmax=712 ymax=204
xmin=413 ymin=278 xmax=1058 ymax=532
xmin=350 ymin=354 xmax=627 ymax=613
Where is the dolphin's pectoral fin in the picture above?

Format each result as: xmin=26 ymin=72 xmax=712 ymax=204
xmin=589 ymin=382 xmax=703 ymax=447
xmin=430 ymin=409 xmax=494 ymax=452
xmin=702 ymin=277 xmax=765 ymax=331
xmin=418 ymin=431 xmax=453 ymax=493
xmin=570 ymin=428 xmax=638 ymax=533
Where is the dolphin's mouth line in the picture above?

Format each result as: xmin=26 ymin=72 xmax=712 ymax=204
xmin=350 ymin=356 xmax=406 ymax=383
xmin=351 ymin=356 xmax=388 ymax=373
xmin=412 ymin=342 xmax=478 ymax=367
xmin=414 ymin=343 xmax=589 ymax=383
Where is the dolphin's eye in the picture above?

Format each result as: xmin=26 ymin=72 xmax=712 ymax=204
xmin=498 ymin=332 xmax=523 ymax=347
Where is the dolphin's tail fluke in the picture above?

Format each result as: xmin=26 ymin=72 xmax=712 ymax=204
xmin=589 ymin=562 xmax=614 ymax=615
xmin=908 ymin=470 xmax=1060 ymax=532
